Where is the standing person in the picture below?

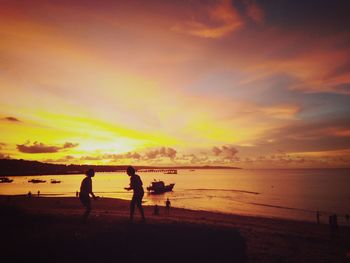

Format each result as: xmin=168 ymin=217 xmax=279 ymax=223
xmin=316 ymin=211 xmax=320 ymax=224
xmin=165 ymin=198 xmax=171 ymax=215
xmin=124 ymin=166 xmax=146 ymax=222
xmin=79 ymin=168 xmax=97 ymax=223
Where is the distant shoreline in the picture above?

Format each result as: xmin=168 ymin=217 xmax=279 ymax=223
xmin=0 ymin=158 xmax=241 ymax=176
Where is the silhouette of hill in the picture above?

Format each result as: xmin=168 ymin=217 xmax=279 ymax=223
xmin=0 ymin=159 xmax=240 ymax=176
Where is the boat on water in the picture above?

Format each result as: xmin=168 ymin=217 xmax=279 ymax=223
xmin=50 ymin=179 xmax=61 ymax=184
xmin=147 ymin=180 xmax=175 ymax=194
xmin=28 ymin=179 xmax=46 ymax=183
xmin=0 ymin=177 xmax=13 ymax=183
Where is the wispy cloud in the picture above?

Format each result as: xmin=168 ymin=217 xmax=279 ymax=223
xmin=17 ymin=141 xmax=79 ymax=154
xmin=3 ymin=116 xmax=21 ymax=122
xmin=172 ymin=0 xmax=243 ymax=39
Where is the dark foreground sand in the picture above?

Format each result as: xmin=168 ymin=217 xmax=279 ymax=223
xmin=1 ymin=195 xmax=349 ymax=263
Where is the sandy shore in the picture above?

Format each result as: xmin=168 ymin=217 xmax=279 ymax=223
xmin=1 ymin=195 xmax=349 ymax=262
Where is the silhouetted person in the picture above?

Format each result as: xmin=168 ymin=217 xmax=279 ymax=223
xmin=329 ymin=214 xmax=338 ymax=236
xmin=316 ymin=211 xmax=320 ymax=224
xmin=37 ymin=190 xmax=40 ymax=197
xmin=76 ymin=191 xmax=79 ymax=198
xmin=165 ymin=198 xmax=171 ymax=215
xmin=124 ymin=166 xmax=146 ymax=222
xmin=333 ymin=214 xmax=338 ymax=230
xmin=27 ymin=191 xmax=32 ymax=198
xmin=79 ymin=169 xmax=97 ymax=223
xmin=153 ymin=204 xmax=159 ymax=216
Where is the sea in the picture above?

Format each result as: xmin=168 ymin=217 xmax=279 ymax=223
xmin=1 ymin=169 xmax=350 ymax=224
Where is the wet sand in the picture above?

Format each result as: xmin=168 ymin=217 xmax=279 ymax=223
xmin=1 ymin=195 xmax=349 ymax=262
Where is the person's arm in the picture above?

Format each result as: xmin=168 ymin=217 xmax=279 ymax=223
xmin=125 ymin=178 xmax=133 ymax=191
xmin=88 ymin=179 xmax=97 ymax=199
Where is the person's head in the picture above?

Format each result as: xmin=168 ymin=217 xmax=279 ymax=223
xmin=86 ymin=168 xmax=95 ymax=177
xmin=126 ymin=166 xmax=135 ymax=176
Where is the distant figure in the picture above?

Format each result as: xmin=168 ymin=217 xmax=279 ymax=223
xmin=153 ymin=204 xmax=159 ymax=216
xmin=165 ymin=198 xmax=171 ymax=215
xmin=333 ymin=214 xmax=338 ymax=230
xmin=76 ymin=191 xmax=79 ymax=198
xmin=346 ymin=214 xmax=349 ymax=224
xmin=124 ymin=166 xmax=146 ymax=222
xmin=27 ymin=191 xmax=32 ymax=198
xmin=316 ymin=211 xmax=320 ymax=224
xmin=37 ymin=190 xmax=40 ymax=197
xmin=79 ymin=169 xmax=97 ymax=223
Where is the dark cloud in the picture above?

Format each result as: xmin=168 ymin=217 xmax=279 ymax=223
xmin=17 ymin=141 xmax=79 ymax=154
xmin=256 ymin=116 xmax=350 ymax=152
xmin=212 ymin=145 xmax=238 ymax=161
xmin=63 ymin=142 xmax=79 ymax=149
xmin=0 ymin=153 xmax=10 ymax=159
xmin=144 ymin=147 xmax=177 ymax=160
xmin=4 ymin=116 xmax=20 ymax=122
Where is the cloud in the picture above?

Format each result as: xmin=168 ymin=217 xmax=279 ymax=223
xmin=3 ymin=116 xmax=20 ymax=122
xmin=104 ymin=152 xmax=142 ymax=161
xmin=144 ymin=147 xmax=177 ymax=160
xmin=172 ymin=0 xmax=243 ymax=39
xmin=212 ymin=145 xmax=238 ymax=160
xmin=17 ymin=141 xmax=79 ymax=153
xmin=244 ymin=0 xmax=265 ymax=23
xmin=0 ymin=153 xmax=10 ymax=159
xmin=63 ymin=142 xmax=79 ymax=148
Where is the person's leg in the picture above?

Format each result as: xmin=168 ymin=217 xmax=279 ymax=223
xmin=83 ymin=203 xmax=91 ymax=222
xmin=136 ymin=194 xmax=145 ymax=221
xmin=80 ymin=195 xmax=91 ymax=223
xmin=130 ymin=198 xmax=136 ymax=221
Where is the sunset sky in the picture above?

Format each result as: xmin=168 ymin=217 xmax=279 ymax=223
xmin=1 ymin=0 xmax=350 ymax=168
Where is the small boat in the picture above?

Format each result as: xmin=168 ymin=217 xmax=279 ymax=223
xmin=28 ymin=179 xmax=46 ymax=183
xmin=50 ymin=179 xmax=61 ymax=184
xmin=147 ymin=180 xmax=175 ymax=194
xmin=0 ymin=177 xmax=13 ymax=183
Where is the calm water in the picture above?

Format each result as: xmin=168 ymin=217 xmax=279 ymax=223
xmin=1 ymin=169 xmax=350 ymax=224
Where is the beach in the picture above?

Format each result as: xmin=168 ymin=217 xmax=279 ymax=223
xmin=1 ymin=195 xmax=349 ymax=263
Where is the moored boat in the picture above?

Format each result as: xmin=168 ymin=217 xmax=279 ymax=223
xmin=0 ymin=177 xmax=13 ymax=183
xmin=147 ymin=180 xmax=175 ymax=194
xmin=28 ymin=179 xmax=46 ymax=183
xmin=50 ymin=179 xmax=61 ymax=184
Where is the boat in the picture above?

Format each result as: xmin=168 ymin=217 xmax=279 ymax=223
xmin=147 ymin=180 xmax=175 ymax=194
xmin=28 ymin=179 xmax=46 ymax=183
xmin=50 ymin=179 xmax=61 ymax=184
xmin=0 ymin=177 xmax=13 ymax=183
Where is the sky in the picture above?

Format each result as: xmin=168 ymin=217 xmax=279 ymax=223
xmin=1 ymin=0 xmax=350 ymax=168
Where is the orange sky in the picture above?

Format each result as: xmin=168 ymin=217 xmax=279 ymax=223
xmin=1 ymin=0 xmax=350 ymax=168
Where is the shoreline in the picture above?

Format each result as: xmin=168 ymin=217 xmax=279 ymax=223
xmin=1 ymin=195 xmax=350 ymax=262
xmin=2 ymin=193 xmax=343 ymax=226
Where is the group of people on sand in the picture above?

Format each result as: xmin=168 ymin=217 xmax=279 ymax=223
xmin=79 ymin=165 xmax=169 ymax=223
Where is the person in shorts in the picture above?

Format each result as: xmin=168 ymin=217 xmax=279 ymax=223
xmin=79 ymin=168 xmax=97 ymax=222
xmin=124 ymin=166 xmax=146 ymax=222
